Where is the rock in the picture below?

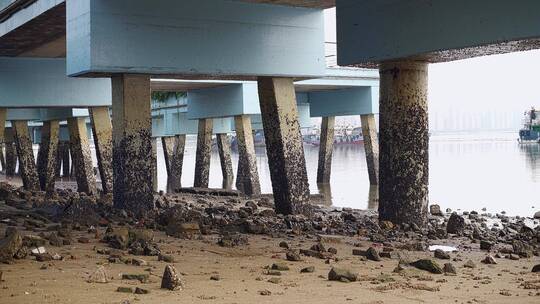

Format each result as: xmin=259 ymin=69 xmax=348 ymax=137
xmin=430 ymin=204 xmax=443 ymax=216
xmin=300 ymin=266 xmax=315 ymax=273
xmin=217 ymin=233 xmax=248 ymax=247
xmin=480 ymin=240 xmax=494 ymax=251
xmin=310 ymin=243 xmax=326 ymax=252
xmin=434 ymin=249 xmax=450 ymax=260
xmin=379 ymin=221 xmax=394 ymax=230
xmin=507 ymin=254 xmax=520 ymax=261
xmin=35 ymin=253 xmax=53 ymax=262
xmin=410 ymin=259 xmax=443 ymax=274
xmin=131 ymin=258 xmax=148 ymax=266
xmin=259 ymin=289 xmax=271 ymax=296
xmin=158 ymin=254 xmax=175 ymax=263
xmin=117 ymin=287 xmax=133 ymax=293
xmin=267 ymin=277 xmax=281 ymax=284
xmin=512 ymin=240 xmax=534 ymax=258
xmin=104 ymin=227 xmax=129 ymax=250
xmin=48 ymin=232 xmax=63 ymax=247
xmin=327 ymin=247 xmax=338 ymax=255
xmin=278 ymin=241 xmax=289 ymax=249
xmin=446 ymin=213 xmax=465 ymax=234
xmin=161 ymin=265 xmax=184 ymax=291
xmin=0 ymin=229 xmax=24 ymax=263
xmin=463 ymin=260 xmax=476 ymax=268
xmin=534 ymin=211 xmax=540 ymax=219
xmin=366 ymin=247 xmax=381 ymax=261
xmin=328 ymin=267 xmax=357 ymax=282
xmin=532 ymin=264 xmax=540 ymax=272
xmin=443 ymin=263 xmax=457 ymax=274
xmin=166 ymin=222 xmax=200 ymax=239
xmin=88 ymin=266 xmax=109 ymax=283
xmin=122 ymin=273 xmax=149 ymax=283
xmin=286 ymin=250 xmax=302 ymax=262
xmin=134 ymin=287 xmax=150 ymax=295
xmin=210 ymin=275 xmax=221 ymax=281
xmin=481 ymin=255 xmax=497 ymax=265
xmin=271 ymin=263 xmax=289 ymax=271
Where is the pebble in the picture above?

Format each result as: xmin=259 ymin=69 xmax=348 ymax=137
xmin=271 ymin=263 xmax=289 ymax=271
xmin=481 ymin=255 xmax=497 ymax=265
xmin=286 ymin=250 xmax=302 ymax=262
xmin=300 ymin=266 xmax=315 ymax=273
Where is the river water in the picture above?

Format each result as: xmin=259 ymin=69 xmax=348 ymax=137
xmin=154 ymin=131 xmax=538 ymax=217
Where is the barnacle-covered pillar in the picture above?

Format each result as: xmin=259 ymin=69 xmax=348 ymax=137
xmin=68 ymin=117 xmax=97 ymax=194
xmin=234 ymin=115 xmax=261 ymax=196
xmin=12 ymin=121 xmax=39 ymax=191
xmin=316 ymin=116 xmax=335 ymax=184
xmin=216 ymin=133 xmax=234 ymax=189
xmin=37 ymin=120 xmax=60 ymax=193
xmin=194 ymin=118 xmax=213 ymax=188
xmin=89 ymin=107 xmax=113 ymax=194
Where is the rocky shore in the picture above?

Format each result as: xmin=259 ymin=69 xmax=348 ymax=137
xmin=0 ymin=182 xmax=539 ymax=303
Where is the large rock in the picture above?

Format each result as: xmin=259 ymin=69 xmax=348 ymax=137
xmin=328 ymin=267 xmax=358 ymax=282
xmin=533 ymin=211 xmax=540 ymax=219
xmin=87 ymin=266 xmax=109 ymax=283
xmin=429 ymin=204 xmax=443 ymax=216
xmin=410 ymin=259 xmax=443 ymax=274
xmin=0 ymin=230 xmax=24 ymax=263
xmin=446 ymin=213 xmax=465 ymax=234
xmin=104 ymin=227 xmax=129 ymax=249
xmin=161 ymin=265 xmax=184 ymax=291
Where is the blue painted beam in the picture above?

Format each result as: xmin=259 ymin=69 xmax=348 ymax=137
xmin=337 ymin=0 xmax=540 ymax=65
xmin=307 ymin=86 xmax=379 ymax=117
xmin=66 ymin=0 xmax=325 ymax=78
xmin=6 ymin=108 xmax=41 ymax=121
xmin=152 ymin=112 xmax=234 ymax=137
xmin=0 ymin=57 xmax=111 ymax=108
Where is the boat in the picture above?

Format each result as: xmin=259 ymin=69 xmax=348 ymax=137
xmin=302 ymin=126 xmax=364 ymax=146
xmin=518 ymin=107 xmax=540 ymax=143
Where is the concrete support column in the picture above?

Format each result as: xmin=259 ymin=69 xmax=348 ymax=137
xmin=194 ymin=118 xmax=213 ymax=188
xmin=316 ymin=116 xmax=335 ymax=184
xmin=162 ymin=136 xmax=175 ymax=191
xmin=59 ymin=142 xmax=71 ymax=177
xmin=89 ymin=107 xmax=113 ymax=194
xmin=234 ymin=115 xmax=261 ymax=195
xmin=37 ymin=121 xmax=60 ymax=193
xmin=111 ymin=74 xmax=154 ymax=214
xmin=4 ymin=128 xmax=16 ymax=177
xmin=68 ymin=117 xmax=97 ymax=194
xmin=361 ymin=114 xmax=379 ymax=185
xmin=152 ymin=138 xmax=158 ymax=192
xmin=378 ymin=61 xmax=429 ymax=227
xmin=12 ymin=121 xmax=39 ymax=191
xmin=162 ymin=135 xmax=185 ymax=192
xmin=257 ymin=77 xmax=310 ymax=215
xmin=0 ymin=145 xmax=4 ymax=172
xmin=216 ymin=133 xmax=234 ymax=189
xmin=0 ymin=109 xmax=6 ymax=172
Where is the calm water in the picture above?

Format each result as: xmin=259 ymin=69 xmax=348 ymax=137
xmin=154 ymin=131 xmax=539 ymax=217
xmin=5 ymin=131 xmax=537 ymax=217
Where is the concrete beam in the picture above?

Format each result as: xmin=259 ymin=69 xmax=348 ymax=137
xmin=337 ymin=0 xmax=540 ymax=65
xmin=66 ymin=0 xmax=325 ymax=78
xmin=307 ymin=87 xmax=378 ymax=117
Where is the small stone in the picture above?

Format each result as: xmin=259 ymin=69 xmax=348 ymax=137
xmin=534 ymin=211 xmax=540 ymax=219
xmin=161 ymin=265 xmax=184 ymax=291
xmin=532 ymin=264 xmax=540 ymax=272
xmin=366 ymin=247 xmax=381 ymax=261
xmin=328 ymin=267 xmax=357 ymax=282
xmin=266 ymin=270 xmax=282 ymax=276
xmin=480 ymin=240 xmax=494 ymax=251
xmin=134 ymin=287 xmax=150 ymax=294
xmin=300 ymin=266 xmax=315 ymax=273
xmin=410 ymin=259 xmax=443 ymax=274
xmin=481 ymin=255 xmax=497 ymax=265
xmin=434 ymin=249 xmax=450 ymax=260
xmin=259 ymin=289 xmax=271 ymax=296
xmin=327 ymin=247 xmax=338 ymax=255
xmin=122 ymin=273 xmax=149 ymax=283
xmin=271 ymin=263 xmax=289 ymax=271
xmin=507 ymin=254 xmax=520 ymax=261
xmin=0 ymin=229 xmax=23 ymax=263
xmin=278 ymin=241 xmax=289 ymax=249
xmin=88 ymin=266 xmax=109 ymax=283
xmin=210 ymin=275 xmax=221 ymax=281
xmin=443 ymin=263 xmax=457 ymax=274
xmin=463 ymin=260 xmax=476 ymax=268
xmin=446 ymin=213 xmax=465 ymax=234
xmin=286 ymin=250 xmax=302 ymax=262
xmin=35 ymin=253 xmax=53 ymax=262
xmin=77 ymin=237 xmax=90 ymax=244
xmin=158 ymin=254 xmax=175 ymax=263
xmin=117 ymin=287 xmax=133 ymax=293
xmin=379 ymin=221 xmax=394 ymax=230
xmin=267 ymin=277 xmax=281 ymax=284
xmin=430 ymin=204 xmax=443 ymax=216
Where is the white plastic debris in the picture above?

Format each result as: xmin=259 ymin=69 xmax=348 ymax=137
xmin=428 ymin=245 xmax=458 ymax=252
xmin=31 ymin=247 xmax=46 ymax=255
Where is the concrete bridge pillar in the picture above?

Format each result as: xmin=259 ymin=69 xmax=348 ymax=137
xmin=111 ymin=74 xmax=154 ymax=214
xmin=0 ymin=109 xmax=5 ymax=172
xmin=234 ymin=115 xmax=261 ymax=196
xmin=316 ymin=116 xmax=335 ymax=184
xmin=68 ymin=117 xmax=97 ymax=195
xmin=56 ymin=141 xmax=71 ymax=178
xmin=12 ymin=121 xmax=39 ymax=191
xmin=37 ymin=120 xmax=59 ymax=193
xmin=360 ymin=114 xmax=379 ymax=185
xmin=162 ymin=135 xmax=185 ymax=192
xmin=257 ymin=77 xmax=310 ymax=215
xmin=194 ymin=118 xmax=213 ymax=188
xmin=4 ymin=128 xmax=16 ymax=177
xmin=89 ymin=107 xmax=113 ymax=194
xmin=216 ymin=133 xmax=234 ymax=189
xmin=162 ymin=136 xmax=175 ymax=190
xmin=152 ymin=138 xmax=158 ymax=192
xmin=378 ymin=61 xmax=429 ymax=227
xmin=0 ymin=146 xmax=4 ymax=172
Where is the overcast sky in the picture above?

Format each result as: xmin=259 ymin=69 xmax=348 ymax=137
xmin=324 ymin=9 xmax=540 ymax=119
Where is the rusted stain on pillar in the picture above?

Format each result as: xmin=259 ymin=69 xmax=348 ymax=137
xmin=112 ymin=74 xmax=154 ymax=215
xmin=216 ymin=133 xmax=234 ymax=189
xmin=257 ymin=77 xmax=310 ymax=215
xmin=12 ymin=121 xmax=39 ymax=191
xmin=4 ymin=128 xmax=16 ymax=177
xmin=234 ymin=115 xmax=261 ymax=196
xmin=194 ymin=118 xmax=213 ymax=188
xmin=379 ymin=61 xmax=429 ymax=227
xmin=360 ymin=114 xmax=380 ymax=185
xmin=90 ymin=107 xmax=113 ymax=194
xmin=37 ymin=120 xmax=59 ymax=193
xmin=316 ymin=116 xmax=335 ymax=184
xmin=68 ymin=117 xmax=97 ymax=194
